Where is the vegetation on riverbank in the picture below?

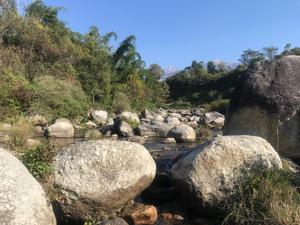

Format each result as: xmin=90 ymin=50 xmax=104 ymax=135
xmin=0 ymin=0 xmax=168 ymax=122
xmin=223 ymin=162 xmax=300 ymax=225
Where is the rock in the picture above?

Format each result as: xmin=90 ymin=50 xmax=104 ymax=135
xmin=120 ymin=111 xmax=140 ymax=128
xmin=26 ymin=139 xmax=41 ymax=148
xmin=168 ymin=124 xmax=196 ymax=143
xmin=124 ymin=204 xmax=158 ymax=225
xmin=111 ymin=134 xmax=118 ymax=140
xmin=31 ymin=114 xmax=47 ymax=126
xmin=204 ymin=112 xmax=225 ymax=126
xmin=84 ymin=130 xmax=102 ymax=140
xmin=46 ymin=118 xmax=74 ymax=138
xmin=161 ymin=213 xmax=184 ymax=225
xmin=171 ymin=135 xmax=282 ymax=213
xmin=165 ymin=117 xmax=181 ymax=126
xmin=35 ymin=125 xmax=44 ymax=133
xmin=53 ymin=140 xmax=156 ymax=221
xmin=141 ymin=109 xmax=155 ymax=119
xmin=91 ymin=110 xmax=108 ymax=125
xmin=86 ymin=121 xmax=97 ymax=129
xmin=160 ymin=138 xmax=177 ymax=144
xmin=129 ymin=136 xmax=145 ymax=145
xmin=224 ymin=56 xmax=300 ymax=158
xmin=153 ymin=115 xmax=164 ymax=122
xmin=97 ymin=218 xmax=129 ymax=225
xmin=186 ymin=121 xmax=198 ymax=129
xmin=0 ymin=148 xmax=56 ymax=225
xmin=137 ymin=123 xmax=160 ymax=137
xmin=118 ymin=121 xmax=134 ymax=137
xmin=107 ymin=117 xmax=114 ymax=126
xmin=169 ymin=113 xmax=181 ymax=118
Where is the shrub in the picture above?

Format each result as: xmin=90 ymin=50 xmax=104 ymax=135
xmin=9 ymin=116 xmax=34 ymax=149
xmin=0 ymin=72 xmax=33 ymax=119
xmin=223 ymin=169 xmax=300 ymax=225
xmin=112 ymin=91 xmax=131 ymax=114
xmin=21 ymin=141 xmax=57 ymax=179
xmin=30 ymin=76 xmax=90 ymax=120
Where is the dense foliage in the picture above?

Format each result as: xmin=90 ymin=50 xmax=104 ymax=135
xmin=166 ymin=61 xmax=242 ymax=113
xmin=0 ymin=0 xmax=168 ymax=121
xmin=166 ymin=45 xmax=296 ymax=114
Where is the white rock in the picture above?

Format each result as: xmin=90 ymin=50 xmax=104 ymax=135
xmin=0 ymin=148 xmax=56 ymax=225
xmin=171 ymin=135 xmax=282 ymax=213
xmin=53 ymin=140 xmax=156 ymax=221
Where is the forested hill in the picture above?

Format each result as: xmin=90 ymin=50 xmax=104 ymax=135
xmin=166 ymin=62 xmax=243 ymax=113
xmin=166 ymin=46 xmax=300 ymax=114
xmin=0 ymin=1 xmax=168 ymax=121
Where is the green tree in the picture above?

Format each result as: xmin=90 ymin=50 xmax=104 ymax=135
xmin=149 ymin=63 xmax=164 ymax=80
xmin=262 ymin=46 xmax=278 ymax=61
xmin=239 ymin=49 xmax=264 ymax=67
xmin=207 ymin=61 xmax=217 ymax=74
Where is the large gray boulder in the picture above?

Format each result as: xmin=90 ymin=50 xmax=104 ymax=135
xmin=171 ymin=135 xmax=282 ymax=213
xmin=204 ymin=112 xmax=225 ymax=128
xmin=118 ymin=121 xmax=134 ymax=137
xmin=137 ymin=121 xmax=175 ymax=137
xmin=46 ymin=118 xmax=74 ymax=138
xmin=120 ymin=111 xmax=140 ymax=127
xmin=224 ymin=56 xmax=300 ymax=158
xmin=53 ymin=140 xmax=156 ymax=221
xmin=0 ymin=148 xmax=56 ymax=225
xmin=168 ymin=124 xmax=196 ymax=143
xmin=91 ymin=110 xmax=108 ymax=125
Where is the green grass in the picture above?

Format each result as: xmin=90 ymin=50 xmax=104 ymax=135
xmin=21 ymin=141 xmax=57 ymax=180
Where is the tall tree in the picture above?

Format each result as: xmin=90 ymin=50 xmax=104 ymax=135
xmin=207 ymin=61 xmax=217 ymax=74
xmin=239 ymin=49 xmax=264 ymax=67
xmin=262 ymin=46 xmax=278 ymax=61
xmin=149 ymin=63 xmax=164 ymax=80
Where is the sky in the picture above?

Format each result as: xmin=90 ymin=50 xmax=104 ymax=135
xmin=19 ymin=0 xmax=300 ymax=70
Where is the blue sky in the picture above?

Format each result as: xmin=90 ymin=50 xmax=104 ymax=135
xmin=21 ymin=0 xmax=300 ymax=69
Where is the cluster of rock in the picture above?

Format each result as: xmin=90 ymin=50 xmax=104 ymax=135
xmin=0 ymin=135 xmax=283 ymax=225
xmin=37 ymin=108 xmax=224 ymax=145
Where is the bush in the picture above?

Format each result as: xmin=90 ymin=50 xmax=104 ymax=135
xmin=223 ymin=169 xmax=300 ymax=225
xmin=0 ymin=72 xmax=33 ymax=119
xmin=112 ymin=91 xmax=131 ymax=114
xmin=30 ymin=76 xmax=90 ymax=120
xmin=21 ymin=141 xmax=57 ymax=179
xmin=8 ymin=116 xmax=34 ymax=149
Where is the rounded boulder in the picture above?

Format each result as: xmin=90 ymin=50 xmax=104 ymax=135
xmin=171 ymin=135 xmax=282 ymax=214
xmin=53 ymin=140 xmax=156 ymax=221
xmin=0 ymin=148 xmax=56 ymax=225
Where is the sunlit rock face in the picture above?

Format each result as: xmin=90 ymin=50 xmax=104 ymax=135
xmin=224 ymin=55 xmax=300 ymax=158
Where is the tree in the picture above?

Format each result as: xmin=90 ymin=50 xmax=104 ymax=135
xmin=239 ymin=49 xmax=264 ymax=67
xmin=149 ymin=64 xmax=164 ymax=80
xmin=207 ymin=61 xmax=217 ymax=74
xmin=262 ymin=46 xmax=278 ymax=61
xmin=0 ymin=0 xmax=16 ymax=15
xmin=284 ymin=43 xmax=292 ymax=52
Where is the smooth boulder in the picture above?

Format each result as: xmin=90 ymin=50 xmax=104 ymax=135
xmin=171 ymin=135 xmax=282 ymax=213
xmin=120 ymin=111 xmax=140 ymax=127
xmin=224 ymin=55 xmax=300 ymax=158
xmin=0 ymin=148 xmax=56 ymax=225
xmin=53 ymin=140 xmax=156 ymax=221
xmin=118 ymin=121 xmax=134 ymax=137
xmin=91 ymin=110 xmax=108 ymax=125
xmin=46 ymin=118 xmax=74 ymax=138
xmin=168 ymin=124 xmax=196 ymax=143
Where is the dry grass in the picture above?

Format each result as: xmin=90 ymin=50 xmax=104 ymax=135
xmin=222 ymin=167 xmax=300 ymax=225
xmin=8 ymin=116 xmax=34 ymax=151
